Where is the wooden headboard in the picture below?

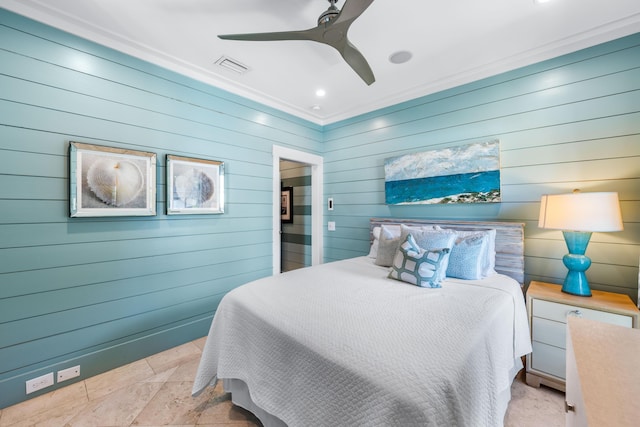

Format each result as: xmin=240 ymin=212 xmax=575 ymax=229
xmin=370 ymin=218 xmax=525 ymax=285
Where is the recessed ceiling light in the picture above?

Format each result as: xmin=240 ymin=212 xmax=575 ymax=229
xmin=533 ymin=0 xmax=553 ymax=3
xmin=315 ymin=89 xmax=326 ymax=97
xmin=389 ymin=50 xmax=412 ymax=64
xmin=311 ymin=105 xmax=321 ymax=111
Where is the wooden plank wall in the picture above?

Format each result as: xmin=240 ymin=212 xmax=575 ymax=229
xmin=322 ymin=33 xmax=640 ymax=302
xmin=0 ymin=10 xmax=322 ymax=408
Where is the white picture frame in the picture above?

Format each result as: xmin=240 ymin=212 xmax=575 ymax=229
xmin=69 ymin=142 xmax=157 ymax=217
xmin=166 ymin=155 xmax=225 ymax=215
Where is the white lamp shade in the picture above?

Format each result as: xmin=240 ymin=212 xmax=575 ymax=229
xmin=539 ymin=192 xmax=623 ymax=232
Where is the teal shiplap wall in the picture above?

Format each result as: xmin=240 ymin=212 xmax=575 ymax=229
xmin=0 ymin=9 xmax=322 ymax=408
xmin=323 ymin=33 xmax=640 ymax=301
xmin=280 ymin=160 xmax=312 ymax=272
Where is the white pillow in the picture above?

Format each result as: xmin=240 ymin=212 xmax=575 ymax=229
xmin=368 ymin=226 xmax=382 ymax=258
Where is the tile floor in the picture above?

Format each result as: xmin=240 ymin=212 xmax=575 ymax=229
xmin=0 ymin=337 xmax=565 ymax=426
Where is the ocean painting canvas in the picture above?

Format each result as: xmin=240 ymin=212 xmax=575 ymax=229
xmin=385 ymin=141 xmax=501 ymax=205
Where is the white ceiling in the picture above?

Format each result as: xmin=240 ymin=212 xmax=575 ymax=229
xmin=2 ymin=0 xmax=640 ymax=125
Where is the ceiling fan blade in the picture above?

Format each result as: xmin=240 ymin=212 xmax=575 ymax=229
xmin=339 ymin=40 xmax=375 ymax=85
xmin=219 ymin=28 xmax=318 ymax=42
xmin=334 ymin=0 xmax=375 ymax=25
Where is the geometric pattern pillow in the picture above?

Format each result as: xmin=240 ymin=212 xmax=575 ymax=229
xmin=388 ymin=234 xmax=451 ymax=288
xmin=399 ymin=226 xmax=457 ymax=282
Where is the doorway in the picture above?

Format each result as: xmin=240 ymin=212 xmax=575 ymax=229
xmin=272 ymin=146 xmax=323 ymax=275
xmin=280 ymin=159 xmax=312 ymax=272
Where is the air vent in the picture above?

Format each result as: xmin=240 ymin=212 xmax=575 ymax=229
xmin=215 ymin=56 xmax=250 ymax=74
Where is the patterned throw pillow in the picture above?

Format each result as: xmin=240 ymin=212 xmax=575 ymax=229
xmin=399 ymin=225 xmax=457 ymax=281
xmin=388 ymin=235 xmax=451 ymax=288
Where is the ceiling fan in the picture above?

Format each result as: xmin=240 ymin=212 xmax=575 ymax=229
xmin=218 ymin=0 xmax=376 ymax=85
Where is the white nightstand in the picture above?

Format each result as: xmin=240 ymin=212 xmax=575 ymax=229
xmin=525 ymin=281 xmax=639 ymax=392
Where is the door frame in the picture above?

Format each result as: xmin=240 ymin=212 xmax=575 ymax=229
xmin=272 ymin=145 xmax=323 ymax=275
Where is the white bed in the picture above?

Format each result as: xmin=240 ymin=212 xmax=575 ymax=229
xmin=192 ymin=219 xmax=532 ymax=426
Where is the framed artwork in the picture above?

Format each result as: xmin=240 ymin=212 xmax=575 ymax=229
xmin=69 ymin=142 xmax=157 ymax=217
xmin=166 ymin=155 xmax=224 ymax=215
xmin=281 ymin=187 xmax=293 ymax=223
xmin=384 ymin=140 xmax=501 ymax=205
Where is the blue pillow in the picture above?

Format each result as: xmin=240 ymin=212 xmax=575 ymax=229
xmin=446 ymin=234 xmax=488 ymax=280
xmin=388 ymin=235 xmax=451 ymax=288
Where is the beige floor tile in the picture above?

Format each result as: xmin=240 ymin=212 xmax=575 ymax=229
xmin=5 ymin=400 xmax=88 ymax=427
xmin=197 ymin=400 xmax=261 ymax=426
xmin=196 ymin=383 xmax=260 ymax=426
xmin=67 ymin=381 xmax=164 ymax=427
xmin=84 ymin=359 xmax=156 ymax=401
xmin=146 ymin=342 xmax=202 ymax=375
xmin=505 ymin=376 xmax=564 ymax=427
xmin=167 ymin=358 xmax=201 ymax=383
xmin=0 ymin=382 xmax=88 ymax=427
xmin=132 ymin=381 xmax=215 ymax=426
xmin=143 ymin=365 xmax=179 ymax=384
xmin=192 ymin=337 xmax=207 ymax=351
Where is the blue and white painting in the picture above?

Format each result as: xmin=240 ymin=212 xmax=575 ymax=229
xmin=385 ymin=141 xmax=501 ymax=205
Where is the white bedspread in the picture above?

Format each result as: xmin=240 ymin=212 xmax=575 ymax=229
xmin=192 ymin=256 xmax=531 ymax=426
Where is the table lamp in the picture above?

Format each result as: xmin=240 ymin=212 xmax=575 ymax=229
xmin=538 ymin=190 xmax=623 ymax=296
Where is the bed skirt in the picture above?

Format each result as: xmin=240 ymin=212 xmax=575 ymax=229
xmin=224 ymin=378 xmax=287 ymax=427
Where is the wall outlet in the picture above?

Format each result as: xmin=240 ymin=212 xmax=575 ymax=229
xmin=57 ymin=365 xmax=81 ymax=382
xmin=328 ymin=221 xmax=336 ymax=231
xmin=26 ymin=372 xmax=54 ymax=394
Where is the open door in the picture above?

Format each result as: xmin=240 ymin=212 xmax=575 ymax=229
xmin=272 ymin=146 xmax=323 ymax=275
xmin=280 ymin=159 xmax=311 ymax=272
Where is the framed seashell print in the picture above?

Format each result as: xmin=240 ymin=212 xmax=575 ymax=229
xmin=166 ymin=155 xmax=225 ymax=215
xmin=69 ymin=142 xmax=157 ymax=217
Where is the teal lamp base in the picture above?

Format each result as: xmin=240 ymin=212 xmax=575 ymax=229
xmin=561 ymin=231 xmax=593 ymax=297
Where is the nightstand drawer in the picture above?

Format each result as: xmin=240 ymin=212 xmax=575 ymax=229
xmin=531 ymin=341 xmax=565 ymax=379
xmin=526 ymin=281 xmax=640 ymax=392
xmin=533 ymin=299 xmax=633 ymax=327
xmin=532 ymin=317 xmax=565 ymax=348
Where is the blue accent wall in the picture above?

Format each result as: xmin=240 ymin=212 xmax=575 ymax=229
xmin=1 ymin=7 xmax=639 ymax=409
xmin=0 ymin=9 xmax=322 ymax=408
xmin=323 ymin=33 xmax=640 ymax=300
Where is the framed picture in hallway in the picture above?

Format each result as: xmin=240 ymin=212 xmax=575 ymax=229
xmin=69 ymin=142 xmax=157 ymax=217
xmin=281 ymin=187 xmax=293 ymax=223
xmin=166 ymin=155 xmax=225 ymax=215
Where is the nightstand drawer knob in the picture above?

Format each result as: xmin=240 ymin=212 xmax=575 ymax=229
xmin=565 ymin=401 xmax=575 ymax=413
xmin=567 ymin=309 xmax=583 ymax=318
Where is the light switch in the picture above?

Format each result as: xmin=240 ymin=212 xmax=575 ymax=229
xmin=328 ymin=221 xmax=336 ymax=231
xmin=328 ymin=198 xmax=334 ymax=210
